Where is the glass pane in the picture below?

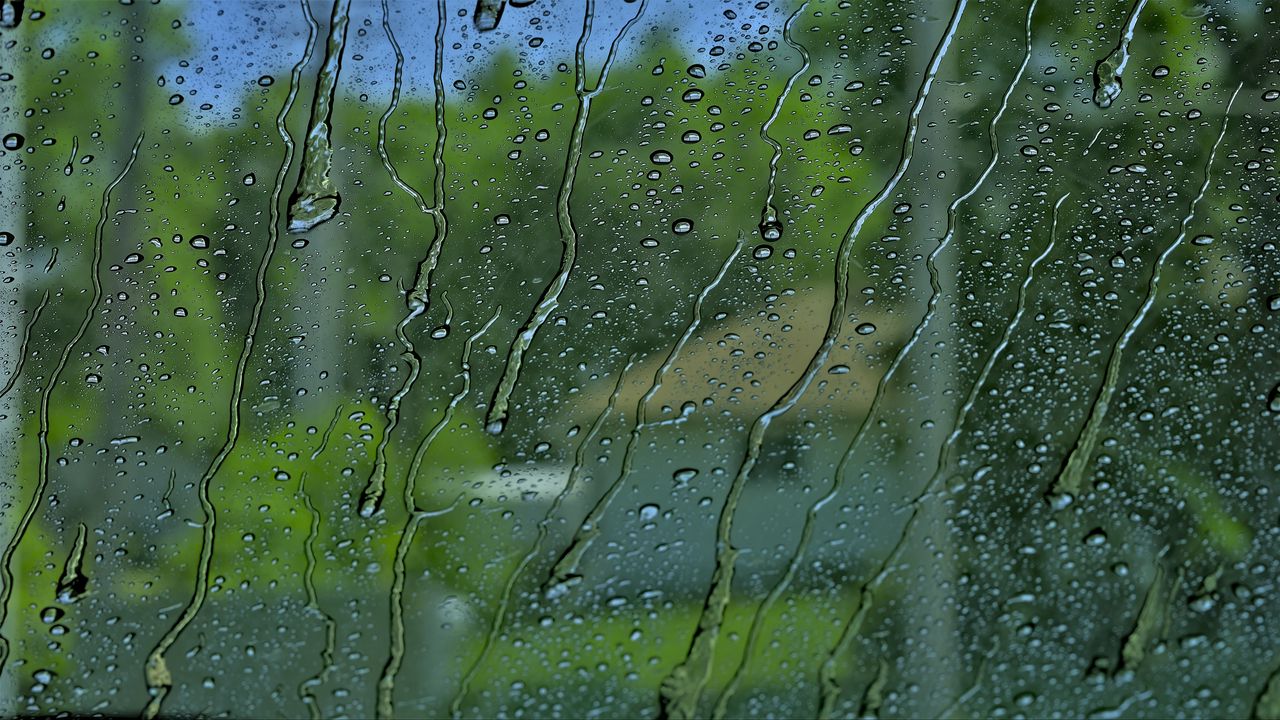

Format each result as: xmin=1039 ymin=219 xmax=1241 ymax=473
xmin=1 ymin=0 xmax=1277 ymax=717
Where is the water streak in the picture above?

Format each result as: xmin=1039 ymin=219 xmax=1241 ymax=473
xmin=757 ymin=1 xmax=811 ymax=241
xmin=54 ymin=522 xmax=89 ymax=603
xmin=450 ymin=353 xmax=638 ymax=718
xmin=656 ymin=4 xmax=969 ymax=717
xmin=484 ymin=0 xmax=648 ymax=435
xmin=1047 ymin=84 xmax=1241 ymax=510
xmin=1255 ymin=665 xmax=1280 ymax=720
xmin=1117 ymin=562 xmax=1166 ymax=673
xmin=311 ymin=403 xmax=344 ymax=461
xmin=375 ymin=310 xmax=499 ymax=720
xmin=295 ymin=471 xmax=336 ymax=719
xmin=814 ymin=192 xmax=1070 ymax=718
xmin=0 ymin=131 xmax=143 ymax=678
xmin=711 ymin=3 xmax=1036 ymax=714
xmin=1093 ymin=0 xmax=1150 ymax=108
xmin=361 ymin=0 xmax=453 ymax=517
xmin=140 ymin=4 xmax=319 ymax=714
xmin=287 ymin=0 xmax=351 ymax=233
xmin=545 ymin=237 xmax=743 ymax=594
xmin=0 ymin=289 xmax=49 ymax=401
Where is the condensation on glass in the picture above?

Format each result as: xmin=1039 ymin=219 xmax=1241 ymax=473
xmin=1 ymin=0 xmax=1278 ymax=718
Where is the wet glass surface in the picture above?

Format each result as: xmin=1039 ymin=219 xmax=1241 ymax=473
xmin=1 ymin=0 xmax=1279 ymax=717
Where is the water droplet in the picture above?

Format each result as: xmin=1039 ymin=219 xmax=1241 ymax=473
xmin=1152 ymin=66 xmax=1170 ymax=78
xmin=829 ymin=365 xmax=851 ymax=375
xmin=0 ymin=231 xmax=13 ymax=247
xmin=681 ymin=131 xmax=701 ymax=144
xmin=1188 ymin=594 xmax=1216 ymax=613
xmin=168 ymin=94 xmax=184 ymax=105
xmin=752 ymin=244 xmax=772 ymax=260
xmin=672 ymin=219 xmax=693 ymax=235
xmin=638 ymin=504 xmax=660 ymax=521
xmin=855 ymin=322 xmax=876 ymax=335
xmin=673 ymin=468 xmax=698 ymax=486
xmin=682 ymin=88 xmax=703 ymax=103
xmin=1191 ymin=234 xmax=1213 ymax=246
xmin=257 ymin=75 xmax=274 ymax=87
xmin=190 ymin=235 xmax=209 ymax=249
xmin=2 ymin=133 xmax=24 ymax=151
xmin=650 ymin=150 xmax=672 ymax=165
xmin=242 ymin=174 xmax=255 ymax=185
xmin=687 ymin=64 xmax=706 ymax=78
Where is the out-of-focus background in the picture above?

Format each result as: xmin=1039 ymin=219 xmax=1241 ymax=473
xmin=1 ymin=0 xmax=1278 ymax=717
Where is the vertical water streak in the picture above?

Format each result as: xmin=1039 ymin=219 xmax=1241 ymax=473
xmin=375 ymin=310 xmax=499 ymax=720
xmin=1118 ymin=562 xmax=1167 ymax=673
xmin=286 ymin=0 xmax=351 ymax=232
xmin=449 ymin=353 xmax=638 ymax=718
xmin=295 ymin=471 xmax=336 ymax=719
xmin=1254 ymin=665 xmax=1280 ymax=720
xmin=1047 ymin=83 xmax=1241 ymax=509
xmin=311 ymin=403 xmax=344 ymax=461
xmin=140 ymin=4 xmax=319 ymax=715
xmin=710 ymin=3 xmax=1037 ymax=714
xmin=361 ymin=0 xmax=452 ymax=518
xmin=757 ymin=1 xmax=810 ymax=241
xmin=544 ymin=236 xmax=743 ymax=593
xmin=54 ymin=522 xmax=89 ymax=604
xmin=484 ymin=0 xmax=648 ymax=435
xmin=813 ymin=192 xmax=1071 ymax=719
xmin=657 ymin=3 xmax=970 ymax=717
xmin=0 ymin=289 xmax=49 ymax=400
xmin=0 ymin=131 xmax=143 ymax=678
xmin=1093 ymin=0 xmax=1150 ymax=108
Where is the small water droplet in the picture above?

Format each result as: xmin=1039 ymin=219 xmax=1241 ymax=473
xmin=2 ymin=133 xmax=24 ymax=151
xmin=855 ymin=322 xmax=876 ymax=335
xmin=672 ymin=219 xmax=693 ymax=235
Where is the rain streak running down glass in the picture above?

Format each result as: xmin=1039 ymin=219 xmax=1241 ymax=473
xmin=1 ymin=0 xmax=1279 ymax=717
